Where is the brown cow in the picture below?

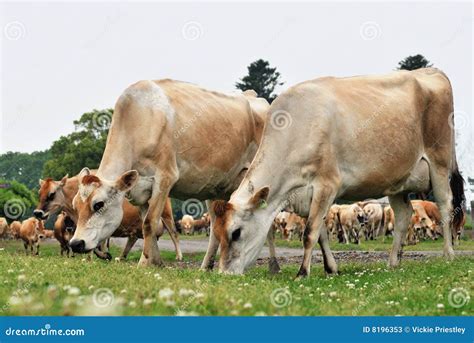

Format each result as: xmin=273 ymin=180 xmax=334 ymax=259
xmin=411 ymin=201 xmax=436 ymax=240
xmin=360 ymin=202 xmax=383 ymax=241
xmin=193 ymin=213 xmax=211 ymax=235
xmin=9 ymin=221 xmax=22 ymax=239
xmin=0 ymin=217 xmax=9 ymax=239
xmin=19 ymin=218 xmax=45 ymax=255
xmin=324 ymin=205 xmax=341 ymax=242
xmin=34 ymin=173 xmax=182 ymax=261
xmin=54 ymin=212 xmax=75 ymax=257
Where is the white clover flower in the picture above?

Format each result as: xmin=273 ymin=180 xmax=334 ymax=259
xmin=143 ymin=298 xmax=154 ymax=306
xmin=159 ymin=288 xmax=174 ymax=300
xmin=67 ymin=287 xmax=81 ymax=296
xmin=329 ymin=291 xmax=337 ymax=297
xmin=17 ymin=275 xmax=26 ymax=282
xmin=437 ymin=303 xmax=445 ymax=309
xmin=243 ymin=302 xmax=252 ymax=309
xmin=129 ymin=301 xmax=137 ymax=308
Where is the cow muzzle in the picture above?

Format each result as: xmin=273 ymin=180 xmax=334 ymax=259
xmin=69 ymin=239 xmax=86 ymax=253
xmin=33 ymin=209 xmax=48 ymax=220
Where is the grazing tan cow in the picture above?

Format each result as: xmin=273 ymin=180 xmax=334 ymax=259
xmin=44 ymin=230 xmax=54 ymax=239
xmin=0 ymin=217 xmax=9 ymax=239
xmin=381 ymin=206 xmax=395 ymax=242
xmin=34 ymin=173 xmax=182 ymax=261
xmin=19 ymin=218 xmax=45 ymax=255
xmin=337 ymin=204 xmax=367 ymax=244
xmin=361 ymin=202 xmax=383 ymax=240
xmin=9 ymin=221 xmax=22 ymax=239
xmin=67 ymin=80 xmax=278 ymax=272
xmin=411 ymin=201 xmax=436 ymax=240
xmin=412 ymin=200 xmax=442 ymax=238
xmin=212 ymin=68 xmax=464 ymax=276
xmin=181 ymin=215 xmax=195 ymax=235
xmin=54 ymin=212 xmax=76 ymax=257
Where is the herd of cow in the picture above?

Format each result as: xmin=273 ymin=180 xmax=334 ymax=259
xmin=0 ymin=68 xmax=467 ymax=278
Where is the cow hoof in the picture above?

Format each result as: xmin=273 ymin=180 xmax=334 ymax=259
xmin=268 ymin=257 xmax=281 ymax=275
xmin=295 ymin=267 xmax=309 ymax=280
xmin=443 ymin=249 xmax=455 ymax=261
xmin=138 ymin=254 xmax=163 ymax=267
xmin=104 ymin=252 xmax=112 ymax=261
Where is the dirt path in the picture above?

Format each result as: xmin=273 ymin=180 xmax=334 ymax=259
xmin=109 ymin=237 xmax=474 ymax=264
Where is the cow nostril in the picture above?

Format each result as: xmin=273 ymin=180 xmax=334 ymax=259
xmin=69 ymin=240 xmax=85 ymax=253
xmin=33 ymin=210 xmax=43 ymax=219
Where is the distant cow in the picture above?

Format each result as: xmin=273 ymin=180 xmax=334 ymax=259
xmin=324 ymin=205 xmax=341 ymax=242
xmin=382 ymin=206 xmax=395 ymax=242
xmin=274 ymin=212 xmax=291 ymax=238
xmin=411 ymin=201 xmax=436 ymax=241
xmin=9 ymin=221 xmax=22 ymax=239
xmin=181 ymin=215 xmax=195 ymax=235
xmin=19 ymin=218 xmax=45 ymax=255
xmin=412 ymin=200 xmax=442 ymax=238
xmin=282 ymin=213 xmax=306 ymax=241
xmin=0 ymin=217 xmax=9 ymax=239
xmin=54 ymin=212 xmax=75 ymax=257
xmin=338 ymin=204 xmax=366 ymax=244
xmin=361 ymin=202 xmax=383 ymax=241
xmin=193 ymin=213 xmax=211 ymax=235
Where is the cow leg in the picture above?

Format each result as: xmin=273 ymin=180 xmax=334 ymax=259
xmin=138 ymin=177 xmax=175 ymax=267
xmin=266 ymin=227 xmax=280 ymax=274
xmin=35 ymin=242 xmax=40 ymax=256
xmin=161 ymin=200 xmax=183 ymax=261
xmin=201 ymin=200 xmax=219 ymax=271
xmin=23 ymin=242 xmax=28 ymax=255
xmin=297 ymin=183 xmax=338 ymax=278
xmin=388 ymin=194 xmax=412 ymax=267
xmin=120 ymin=236 xmax=138 ymax=260
xmin=428 ymin=167 xmax=455 ymax=259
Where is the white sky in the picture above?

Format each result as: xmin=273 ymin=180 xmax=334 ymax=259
xmin=0 ymin=1 xmax=473 ymax=199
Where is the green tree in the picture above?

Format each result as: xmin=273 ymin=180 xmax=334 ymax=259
xmin=0 ymin=179 xmax=37 ymax=222
xmin=235 ymin=59 xmax=284 ymax=103
xmin=397 ymin=54 xmax=433 ymax=70
xmin=0 ymin=151 xmax=51 ymax=190
xmin=42 ymin=109 xmax=112 ymax=179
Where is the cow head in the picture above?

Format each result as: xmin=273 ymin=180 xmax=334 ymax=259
xmin=181 ymin=215 xmax=194 ymax=235
xmin=69 ymin=168 xmax=138 ymax=253
xmin=34 ymin=175 xmax=69 ymax=220
xmin=353 ymin=205 xmax=367 ymax=226
xmin=213 ymin=186 xmax=271 ymax=274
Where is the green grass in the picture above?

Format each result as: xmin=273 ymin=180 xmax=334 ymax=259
xmin=0 ymin=240 xmax=472 ymax=316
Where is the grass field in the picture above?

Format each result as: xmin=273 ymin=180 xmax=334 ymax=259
xmin=0 ymin=240 xmax=472 ymax=316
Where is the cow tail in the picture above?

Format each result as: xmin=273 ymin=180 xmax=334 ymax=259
xmin=450 ymin=150 xmax=465 ymax=232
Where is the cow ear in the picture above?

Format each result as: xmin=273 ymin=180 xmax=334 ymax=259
xmin=79 ymin=168 xmax=91 ymax=178
xmin=59 ymin=174 xmax=69 ymax=187
xmin=249 ymin=186 xmax=270 ymax=210
xmin=212 ymin=200 xmax=232 ymax=217
xmin=116 ymin=170 xmax=139 ymax=192
xmin=39 ymin=179 xmax=44 ymax=187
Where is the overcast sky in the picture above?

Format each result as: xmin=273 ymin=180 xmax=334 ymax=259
xmin=0 ymin=1 xmax=472 ymax=180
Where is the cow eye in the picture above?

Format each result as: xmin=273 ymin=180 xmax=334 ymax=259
xmin=231 ymin=227 xmax=242 ymax=241
xmin=93 ymin=201 xmax=105 ymax=212
xmin=47 ymin=192 xmax=56 ymax=201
